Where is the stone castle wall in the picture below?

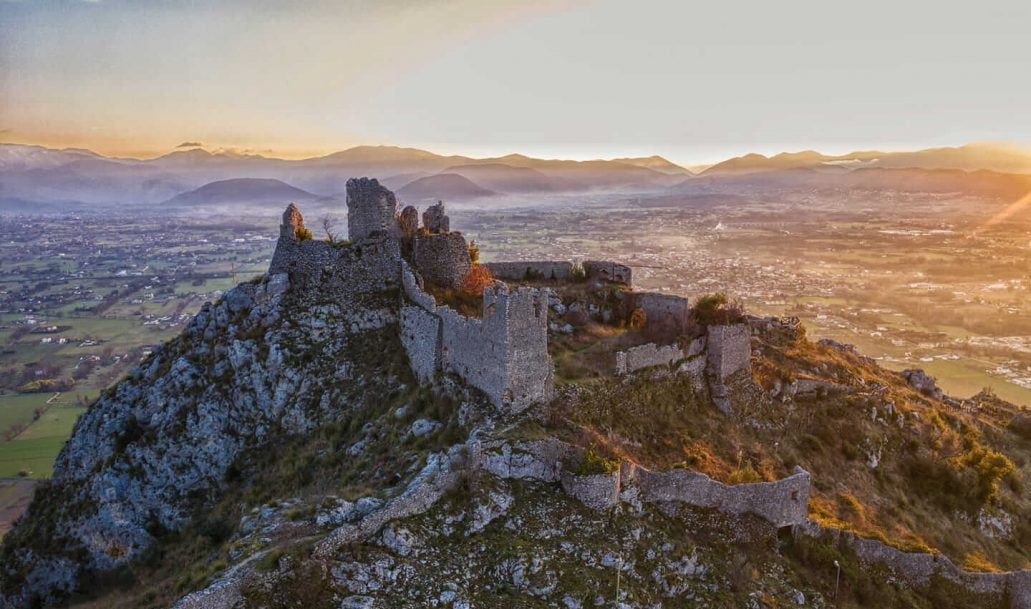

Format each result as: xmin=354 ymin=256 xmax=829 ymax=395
xmin=399 ymin=305 xmax=440 ymax=382
xmin=268 ymin=233 xmax=401 ymax=302
xmin=706 ymin=324 xmax=751 ymax=380
xmin=474 ymin=438 xmax=810 ymax=528
xmin=793 ymin=520 xmax=1031 ymax=609
xmin=347 ymin=177 xmax=398 ymax=242
xmin=583 ymin=260 xmax=633 ymax=286
xmin=615 ymin=342 xmax=683 ymax=375
xmin=632 ymin=292 xmax=690 ymax=332
xmin=485 ymin=261 xmax=574 ymax=281
xmin=399 ymin=260 xmax=553 ymax=411
xmin=412 ymin=233 xmax=471 ymax=290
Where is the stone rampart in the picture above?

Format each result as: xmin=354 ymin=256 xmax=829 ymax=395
xmin=632 ymin=292 xmax=690 ymax=332
xmin=705 ymin=323 xmax=751 ymax=414
xmin=399 ymin=305 xmax=440 ymax=382
xmin=705 ymin=324 xmax=751 ymax=379
xmin=269 ymin=207 xmax=401 ymax=303
xmin=398 ymin=261 xmax=553 ymax=411
xmin=583 ymin=260 xmax=632 ymax=287
xmin=794 ymin=520 xmax=1031 ymax=609
xmin=615 ymin=342 xmax=684 ymax=375
xmin=627 ymin=464 xmax=810 ymax=528
xmin=485 ymin=261 xmax=574 ymax=281
xmin=475 ymin=438 xmax=810 ymax=527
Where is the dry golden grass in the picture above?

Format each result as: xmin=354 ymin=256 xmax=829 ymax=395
xmin=547 ymin=321 xmax=1031 ymax=571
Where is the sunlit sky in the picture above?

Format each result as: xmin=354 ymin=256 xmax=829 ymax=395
xmin=1 ymin=0 xmax=1029 ymax=165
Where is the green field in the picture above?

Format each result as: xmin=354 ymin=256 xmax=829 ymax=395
xmin=0 ymin=435 xmax=69 ymax=478
xmin=0 ymin=394 xmax=48 ymax=432
xmin=0 ymin=394 xmax=87 ymax=478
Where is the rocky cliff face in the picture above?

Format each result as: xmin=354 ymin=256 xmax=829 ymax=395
xmin=0 ymin=270 xmax=404 ymax=607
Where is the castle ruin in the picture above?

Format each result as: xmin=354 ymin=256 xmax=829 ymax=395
xmin=270 ymin=177 xmax=752 ymax=414
xmin=270 ymin=178 xmax=552 ymax=411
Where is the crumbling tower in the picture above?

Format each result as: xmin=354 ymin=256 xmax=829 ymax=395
xmin=411 ymin=201 xmax=471 ymax=289
xmin=346 ymin=177 xmax=398 ymax=242
xmin=280 ymin=203 xmax=305 ymax=239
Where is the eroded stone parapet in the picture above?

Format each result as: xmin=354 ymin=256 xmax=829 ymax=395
xmin=615 ymin=342 xmax=683 ymax=375
xmin=793 ymin=519 xmax=1031 ymax=609
xmin=346 ymin=177 xmax=398 ymax=242
xmin=583 ymin=260 xmax=632 ymax=287
xmin=485 ymin=261 xmax=574 ymax=281
xmin=627 ymin=464 xmax=810 ymax=528
xmin=632 ymin=292 xmax=690 ymax=333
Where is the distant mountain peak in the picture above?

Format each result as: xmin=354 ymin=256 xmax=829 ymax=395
xmin=162 ymin=177 xmax=321 ymax=206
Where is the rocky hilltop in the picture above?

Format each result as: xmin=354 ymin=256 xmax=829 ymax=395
xmin=1 ymin=178 xmax=1029 ymax=609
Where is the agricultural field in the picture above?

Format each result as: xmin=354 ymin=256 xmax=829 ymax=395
xmin=0 ymin=210 xmax=283 ymax=481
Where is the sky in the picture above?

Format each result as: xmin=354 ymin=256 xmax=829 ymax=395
xmin=1 ymin=0 xmax=1029 ymax=166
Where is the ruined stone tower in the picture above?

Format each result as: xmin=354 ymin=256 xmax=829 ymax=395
xmin=346 ymin=177 xmax=398 ymax=242
xmin=280 ymin=203 xmax=305 ymax=238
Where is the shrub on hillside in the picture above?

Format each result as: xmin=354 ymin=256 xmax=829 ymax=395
xmin=692 ymin=292 xmax=745 ymax=326
xmin=460 ymin=264 xmax=494 ymax=296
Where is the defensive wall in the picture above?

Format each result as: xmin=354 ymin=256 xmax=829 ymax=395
xmin=399 ymin=260 xmax=554 ymax=412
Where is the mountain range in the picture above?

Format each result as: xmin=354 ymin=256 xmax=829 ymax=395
xmin=1 ymin=141 xmax=1029 ymax=209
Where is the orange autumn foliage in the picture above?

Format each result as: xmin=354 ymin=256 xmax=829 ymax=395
xmin=460 ymin=264 xmax=494 ymax=296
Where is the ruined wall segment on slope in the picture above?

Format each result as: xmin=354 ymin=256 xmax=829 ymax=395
xmin=793 ymin=520 xmax=1031 ymax=609
xmin=485 ymin=261 xmax=574 ymax=281
xmin=615 ymin=342 xmax=683 ymax=375
xmin=632 ymin=291 xmax=690 ymax=333
xmin=398 ymin=260 xmax=554 ymax=411
xmin=705 ymin=324 xmax=751 ymax=380
xmin=583 ymin=260 xmax=633 ymax=287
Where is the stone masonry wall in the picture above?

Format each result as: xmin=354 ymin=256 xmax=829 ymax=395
xmin=485 ymin=261 xmax=574 ymax=281
xmin=412 ymin=232 xmax=471 ymax=290
xmin=629 ymin=464 xmax=810 ymax=528
xmin=438 ymin=303 xmax=511 ymax=406
xmin=398 ymin=260 xmax=553 ymax=411
xmin=706 ymin=323 xmax=751 ymax=379
xmin=583 ymin=260 xmax=633 ymax=287
xmin=269 ymin=205 xmax=401 ymax=303
xmin=705 ymin=323 xmax=752 ymax=414
xmin=491 ymin=284 xmax=553 ymax=409
xmin=632 ymin=292 xmax=690 ymax=332
xmin=399 ymin=305 xmax=440 ymax=382
xmin=346 ymin=177 xmax=398 ymax=242
xmin=794 ymin=520 xmax=1031 ymax=609
xmin=615 ymin=342 xmax=684 ymax=375
xmin=475 ymin=438 xmax=810 ymax=528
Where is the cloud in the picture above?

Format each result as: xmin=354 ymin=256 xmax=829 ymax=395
xmin=176 ymin=141 xmax=203 ymax=148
